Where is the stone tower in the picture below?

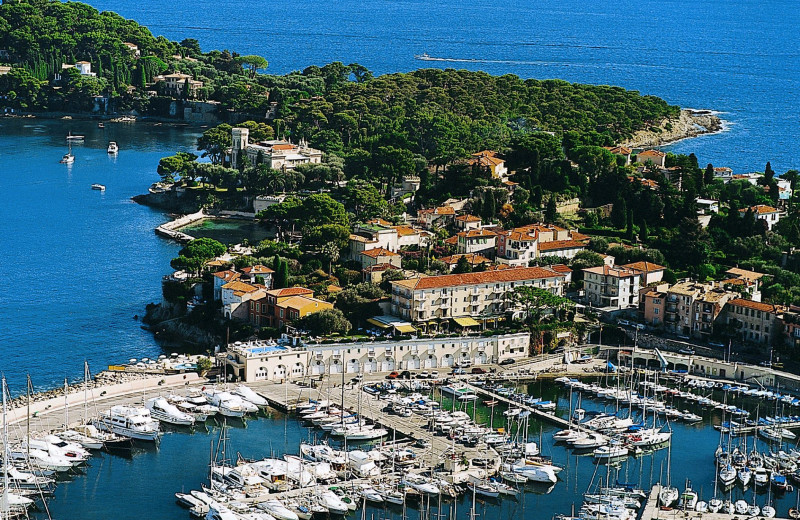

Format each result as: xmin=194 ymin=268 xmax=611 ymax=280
xmin=231 ymin=127 xmax=249 ymax=169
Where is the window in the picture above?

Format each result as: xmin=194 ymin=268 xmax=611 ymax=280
xmin=280 ymin=309 xmax=284 ymax=318
xmin=654 ymin=309 xmax=659 ymax=315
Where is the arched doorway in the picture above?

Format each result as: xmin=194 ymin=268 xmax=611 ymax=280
xmin=408 ymin=355 xmax=421 ymax=370
xmin=292 ymin=362 xmax=304 ymax=377
xmin=364 ymin=358 xmax=378 ymax=373
xmin=474 ymin=352 xmax=488 ymax=365
xmin=311 ymin=360 xmax=325 ymax=375
xmin=330 ymin=359 xmax=343 ymax=374
xmin=423 ymin=354 xmax=438 ymax=369
xmin=381 ymin=357 xmax=395 ymax=372
xmin=442 ymin=354 xmax=454 ymax=367
xmin=273 ymin=364 xmax=287 ymax=380
xmin=347 ymin=359 xmax=360 ymax=374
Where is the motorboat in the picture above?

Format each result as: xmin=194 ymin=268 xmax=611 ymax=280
xmin=258 ymin=499 xmax=299 ymax=520
xmin=60 ymin=152 xmax=74 ymax=164
xmin=356 ymin=484 xmax=384 ymax=503
xmin=107 ymin=141 xmax=118 ymax=154
xmin=763 ymin=504 xmax=776 ymax=518
xmin=93 ymin=405 xmax=160 ymax=441
xmin=509 ymin=460 xmax=558 ymax=483
xmin=468 ymin=481 xmax=500 ymax=498
xmin=234 ymin=385 xmax=268 ymax=407
xmin=401 ymin=474 xmax=440 ymax=495
xmin=695 ymin=501 xmax=709 ymax=513
xmin=202 ymin=389 xmax=250 ymax=417
xmin=748 ymin=504 xmax=761 ymax=516
xmin=3 ymin=465 xmax=56 ymax=493
xmin=593 ymin=445 xmax=628 ymax=460
xmin=737 ymin=466 xmax=752 ymax=486
xmin=754 ymin=467 xmax=770 ymax=486
xmin=571 ymin=433 xmax=607 ymax=449
xmin=9 ymin=447 xmax=74 ymax=472
xmin=91 ymin=183 xmax=105 ymax=191
xmin=146 ymin=396 xmax=195 ymax=426
xmin=708 ymin=497 xmax=723 ymax=513
xmin=58 ymin=428 xmax=104 ymax=450
xmin=316 ymin=490 xmax=349 ymax=515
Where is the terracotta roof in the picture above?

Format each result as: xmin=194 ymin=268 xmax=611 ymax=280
xmin=206 ymin=259 xmax=227 ymax=267
xmin=604 ymin=146 xmax=632 ymax=155
xmin=364 ymin=263 xmax=395 ymax=273
xmin=739 ymin=204 xmax=779 ymax=215
xmin=455 ymin=214 xmax=482 ymax=223
xmin=725 ymin=267 xmax=765 ymax=281
xmin=549 ymin=264 xmax=573 ymax=274
xmin=461 ymin=229 xmax=497 ymax=239
xmin=212 ymin=270 xmax=241 ymax=282
xmin=444 ymin=236 xmax=459 ymax=245
xmin=366 ymin=218 xmax=394 ymax=227
xmin=622 ymin=261 xmax=666 ymax=273
xmin=420 ymin=206 xmax=455 ymax=216
xmin=538 ymin=240 xmax=587 ymax=252
xmin=392 ymin=225 xmax=419 ymax=237
xmin=361 ymin=247 xmax=399 ymax=258
xmin=728 ymin=298 xmax=782 ymax=314
xmin=222 ymin=281 xmax=261 ymax=293
xmin=328 ymin=285 xmax=343 ymax=293
xmin=569 ymin=231 xmax=591 ymax=242
xmin=392 ymin=266 xmax=565 ymax=291
xmin=266 ymin=287 xmax=314 ymax=297
xmin=350 ymin=234 xmax=377 ymax=243
xmin=583 ymin=265 xmax=639 ymax=278
xmin=439 ymin=254 xmax=491 ymax=266
xmin=241 ymin=264 xmax=274 ymax=275
xmin=276 ymin=295 xmax=332 ymax=312
xmin=638 ymin=149 xmax=667 ymax=157
xmin=721 ymin=278 xmax=745 ymax=286
xmin=469 ymin=151 xmax=504 ymax=168
xmin=272 ymin=143 xmax=295 ymax=151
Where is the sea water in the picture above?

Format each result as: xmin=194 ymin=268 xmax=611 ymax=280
xmin=82 ymin=0 xmax=800 ymax=173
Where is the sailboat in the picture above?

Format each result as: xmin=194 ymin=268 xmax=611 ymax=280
xmin=60 ymin=141 xmax=74 ymax=164
xmin=1 ymin=377 xmax=36 ymax=518
xmin=658 ymin=435 xmax=679 ymax=507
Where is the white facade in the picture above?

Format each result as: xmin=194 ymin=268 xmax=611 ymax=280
xmin=222 ymin=333 xmax=531 ymax=382
xmin=583 ymin=266 xmax=641 ymax=309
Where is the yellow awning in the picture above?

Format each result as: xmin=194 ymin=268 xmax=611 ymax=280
xmin=453 ymin=317 xmax=480 ymax=327
xmin=394 ymin=324 xmax=416 ymax=333
xmin=367 ymin=318 xmax=390 ymax=329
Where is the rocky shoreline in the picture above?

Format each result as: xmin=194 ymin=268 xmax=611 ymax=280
xmin=622 ymin=109 xmax=724 ymax=149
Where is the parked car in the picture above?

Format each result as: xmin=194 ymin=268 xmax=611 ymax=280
xmin=416 ymin=371 xmax=429 ymax=379
xmin=499 ymin=358 xmax=516 ymax=366
xmin=399 ymin=370 xmax=412 ymax=379
xmin=471 ymin=367 xmax=487 ymax=374
xmin=678 ymin=348 xmax=696 ymax=355
xmin=386 ymin=371 xmax=400 ymax=379
xmin=451 ymin=368 xmax=466 ymax=375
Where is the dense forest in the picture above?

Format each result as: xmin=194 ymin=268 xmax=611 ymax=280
xmin=0 ymin=0 xmax=678 ymax=146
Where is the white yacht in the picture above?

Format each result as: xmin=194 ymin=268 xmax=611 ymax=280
xmin=91 ymin=183 xmax=105 ymax=191
xmin=234 ymin=385 xmax=268 ymax=407
xmin=316 ymin=490 xmax=349 ymax=515
xmin=107 ymin=141 xmax=118 ymax=154
xmin=509 ymin=460 xmax=558 ymax=483
xmin=146 ymin=397 xmax=195 ymax=426
xmin=203 ymin=388 xmax=255 ymax=416
xmin=9 ymin=447 xmax=74 ymax=472
xmin=60 ymin=152 xmax=75 ymax=164
xmin=258 ymin=499 xmax=299 ymax=520
xmin=94 ymin=405 xmax=160 ymax=441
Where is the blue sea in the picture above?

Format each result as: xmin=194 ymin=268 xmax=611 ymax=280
xmin=1 ymin=1 xmax=799 ymax=517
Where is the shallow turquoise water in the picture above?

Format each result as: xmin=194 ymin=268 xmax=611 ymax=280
xmin=180 ymin=218 xmax=273 ymax=245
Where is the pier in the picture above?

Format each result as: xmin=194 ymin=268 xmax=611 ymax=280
xmin=640 ymin=485 xmax=793 ymax=520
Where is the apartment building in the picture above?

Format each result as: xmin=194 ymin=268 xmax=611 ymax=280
xmin=222 ymin=333 xmax=531 ymax=382
xmin=496 ymin=224 xmax=589 ymax=267
xmin=390 ymin=267 xmax=567 ymax=331
xmin=718 ymin=298 xmax=783 ymax=346
xmin=583 ymin=265 xmax=641 ymax=309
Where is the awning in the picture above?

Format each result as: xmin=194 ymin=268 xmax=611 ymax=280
xmin=453 ymin=317 xmax=480 ymax=327
xmin=367 ymin=318 xmax=390 ymax=329
xmin=394 ymin=324 xmax=416 ymax=334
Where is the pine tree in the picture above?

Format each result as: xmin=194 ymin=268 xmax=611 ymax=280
xmin=626 ymin=208 xmax=634 ymax=240
xmin=545 ymin=196 xmax=557 ymax=222
xmin=611 ymin=197 xmax=627 ymax=229
xmin=639 ymin=219 xmax=649 ymax=243
xmin=483 ymin=190 xmax=496 ymax=220
xmin=765 ymin=161 xmax=775 ymax=182
xmin=704 ymin=164 xmax=715 ymax=186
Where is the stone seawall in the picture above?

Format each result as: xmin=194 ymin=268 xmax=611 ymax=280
xmin=155 ymin=210 xmax=206 ymax=243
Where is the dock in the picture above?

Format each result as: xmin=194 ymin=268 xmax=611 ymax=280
xmin=254 ymin=380 xmax=498 ymax=480
xmin=640 ymin=485 xmax=793 ymax=520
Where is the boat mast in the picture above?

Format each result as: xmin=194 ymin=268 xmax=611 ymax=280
xmin=83 ymin=361 xmax=89 ymax=425
xmin=64 ymin=378 xmax=69 ymax=432
xmin=26 ymin=375 xmax=31 ymax=458
xmin=2 ymin=377 xmax=9 ymax=520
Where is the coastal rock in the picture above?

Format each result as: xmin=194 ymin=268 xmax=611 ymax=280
xmin=622 ymin=109 xmax=723 ymax=149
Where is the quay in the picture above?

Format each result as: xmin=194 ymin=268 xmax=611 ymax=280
xmin=640 ymin=485 xmax=793 ymax=520
xmin=253 ymin=379 xmax=499 ymax=480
